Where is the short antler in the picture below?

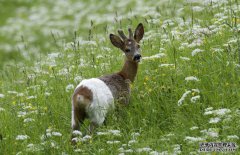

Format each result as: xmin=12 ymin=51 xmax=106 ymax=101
xmin=118 ymin=30 xmax=127 ymax=40
xmin=128 ymin=28 xmax=133 ymax=39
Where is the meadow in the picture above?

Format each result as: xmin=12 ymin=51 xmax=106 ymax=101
xmin=0 ymin=0 xmax=239 ymax=154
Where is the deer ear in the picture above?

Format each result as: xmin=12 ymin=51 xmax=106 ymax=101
xmin=134 ymin=23 xmax=144 ymax=43
xmin=110 ymin=34 xmax=124 ymax=49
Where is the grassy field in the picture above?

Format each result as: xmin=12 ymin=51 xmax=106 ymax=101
xmin=0 ymin=0 xmax=240 ymax=154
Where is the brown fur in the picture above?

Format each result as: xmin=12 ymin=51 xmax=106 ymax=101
xmin=72 ymin=86 xmax=93 ymax=131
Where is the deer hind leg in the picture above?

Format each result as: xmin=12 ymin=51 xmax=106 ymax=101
xmin=71 ymin=106 xmax=86 ymax=138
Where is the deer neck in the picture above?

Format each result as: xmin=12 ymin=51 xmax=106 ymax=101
xmin=118 ymin=59 xmax=138 ymax=83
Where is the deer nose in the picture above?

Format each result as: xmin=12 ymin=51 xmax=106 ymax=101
xmin=133 ymin=54 xmax=142 ymax=61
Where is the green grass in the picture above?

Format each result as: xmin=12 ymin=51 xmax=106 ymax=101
xmin=0 ymin=0 xmax=240 ymax=154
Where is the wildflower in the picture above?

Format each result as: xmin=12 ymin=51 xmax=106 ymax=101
xmin=178 ymin=90 xmax=191 ymax=106
xmin=27 ymin=96 xmax=37 ymax=100
xmin=128 ymin=139 xmax=137 ymax=145
xmin=45 ymin=92 xmax=51 ymax=96
xmin=214 ymin=108 xmax=231 ymax=116
xmin=16 ymin=135 xmax=30 ymax=140
xmin=180 ymin=56 xmax=190 ymax=61
xmin=48 ymin=53 xmax=60 ymax=59
xmin=106 ymin=140 xmax=121 ymax=144
xmin=131 ymin=132 xmax=140 ymax=139
xmin=205 ymin=107 xmax=213 ymax=111
xmin=190 ymin=126 xmax=199 ymax=130
xmin=17 ymin=111 xmax=27 ymax=118
xmin=142 ymin=53 xmax=166 ymax=60
xmin=227 ymin=135 xmax=239 ymax=140
xmin=108 ymin=129 xmax=121 ymax=136
xmin=191 ymin=95 xmax=200 ymax=103
xmin=184 ymin=136 xmax=205 ymax=143
xmin=66 ymin=84 xmax=74 ymax=92
xmin=96 ymin=132 xmax=109 ymax=136
xmin=185 ymin=76 xmax=200 ymax=82
xmin=150 ymin=151 xmax=160 ymax=155
xmin=81 ymin=135 xmax=91 ymax=141
xmin=26 ymin=143 xmax=43 ymax=152
xmin=24 ymin=118 xmax=35 ymax=123
xmin=74 ymin=149 xmax=83 ymax=152
xmin=72 ymin=130 xmax=82 ymax=137
xmin=0 ymin=94 xmax=4 ymax=98
xmin=209 ymin=117 xmax=221 ymax=124
xmin=74 ymin=76 xmax=82 ymax=83
xmin=192 ymin=6 xmax=203 ymax=12
xmin=159 ymin=64 xmax=175 ymax=67
xmin=136 ymin=147 xmax=152 ymax=153
xmin=192 ymin=48 xmax=204 ymax=56
xmin=52 ymin=132 xmax=62 ymax=137
xmin=201 ymin=128 xmax=219 ymax=138
xmin=191 ymin=89 xmax=200 ymax=93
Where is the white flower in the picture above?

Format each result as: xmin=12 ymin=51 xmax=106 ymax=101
xmin=192 ymin=48 xmax=204 ymax=56
xmin=52 ymin=132 xmax=62 ymax=137
xmin=128 ymin=140 xmax=137 ymax=145
xmin=81 ymin=135 xmax=91 ymax=141
xmin=106 ymin=140 xmax=121 ymax=144
xmin=72 ymin=130 xmax=82 ymax=137
xmin=159 ymin=64 xmax=175 ymax=67
xmin=214 ymin=108 xmax=231 ymax=116
xmin=74 ymin=76 xmax=82 ymax=83
xmin=190 ymin=126 xmax=199 ymax=130
xmin=227 ymin=135 xmax=239 ymax=140
xmin=0 ymin=94 xmax=5 ymax=98
xmin=191 ymin=95 xmax=200 ymax=103
xmin=201 ymin=128 xmax=219 ymax=138
xmin=27 ymin=96 xmax=37 ymax=100
xmin=180 ymin=56 xmax=190 ymax=61
xmin=149 ymin=151 xmax=160 ymax=155
xmin=24 ymin=118 xmax=35 ymax=123
xmin=108 ymin=130 xmax=121 ymax=136
xmin=17 ymin=111 xmax=27 ymax=118
xmin=209 ymin=117 xmax=221 ymax=124
xmin=185 ymin=76 xmax=200 ymax=82
xmin=204 ymin=111 xmax=213 ymax=115
xmin=184 ymin=136 xmax=205 ymax=143
xmin=48 ymin=53 xmax=60 ymax=59
xmin=26 ymin=143 xmax=43 ymax=152
xmin=66 ymin=84 xmax=74 ymax=92
xmin=74 ymin=149 xmax=83 ymax=152
xmin=178 ymin=90 xmax=191 ymax=106
xmin=205 ymin=107 xmax=213 ymax=111
xmin=142 ymin=53 xmax=166 ymax=60
xmin=16 ymin=135 xmax=30 ymax=140
xmin=136 ymin=147 xmax=152 ymax=152
xmin=45 ymin=92 xmax=51 ymax=96
xmin=131 ymin=132 xmax=140 ymax=138
xmin=192 ymin=89 xmax=200 ymax=93
xmin=96 ymin=132 xmax=109 ymax=136
xmin=192 ymin=6 xmax=203 ymax=12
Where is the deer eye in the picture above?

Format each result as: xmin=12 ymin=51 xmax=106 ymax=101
xmin=125 ymin=49 xmax=130 ymax=53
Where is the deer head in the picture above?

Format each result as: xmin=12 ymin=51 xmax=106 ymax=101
xmin=110 ymin=23 xmax=144 ymax=63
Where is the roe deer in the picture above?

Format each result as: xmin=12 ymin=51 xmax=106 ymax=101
xmin=71 ymin=23 xmax=144 ymax=141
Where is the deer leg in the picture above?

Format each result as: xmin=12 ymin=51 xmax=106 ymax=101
xmin=89 ymin=122 xmax=98 ymax=134
xmin=71 ymin=108 xmax=85 ymax=138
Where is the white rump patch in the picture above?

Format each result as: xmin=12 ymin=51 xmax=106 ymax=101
xmin=75 ymin=78 xmax=114 ymax=125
